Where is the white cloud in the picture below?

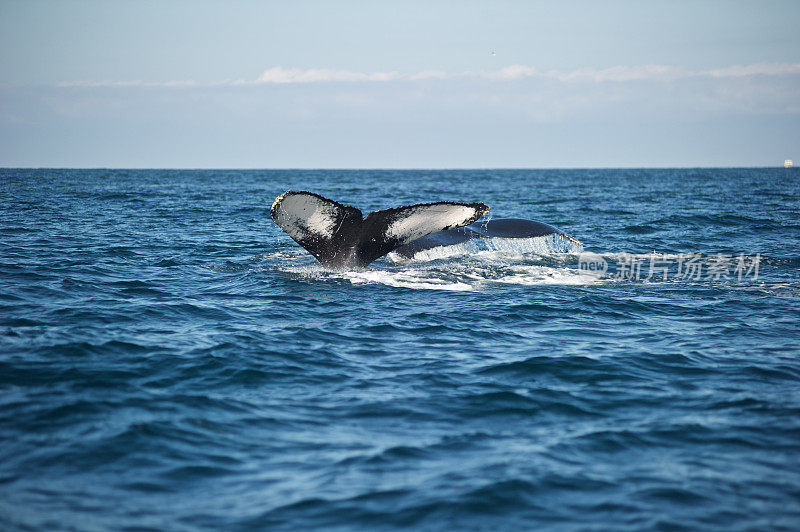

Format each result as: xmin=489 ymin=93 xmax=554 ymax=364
xmin=58 ymin=79 xmax=228 ymax=88
xmin=57 ymin=62 xmax=800 ymax=88
xmin=491 ymin=65 xmax=538 ymax=80
xmin=550 ymin=65 xmax=689 ymax=82
xmin=256 ymin=67 xmax=402 ymax=83
xmin=486 ymin=63 xmax=800 ymax=83
xmin=255 ymin=67 xmax=464 ymax=83
xmin=704 ymin=62 xmax=800 ymax=77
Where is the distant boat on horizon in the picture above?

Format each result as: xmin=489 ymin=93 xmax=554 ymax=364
xmin=785 ymin=159 xmax=793 ymax=168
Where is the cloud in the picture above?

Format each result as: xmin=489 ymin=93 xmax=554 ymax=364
xmin=546 ymin=65 xmax=690 ymax=83
xmin=488 ymin=63 xmax=800 ymax=83
xmin=57 ymin=62 xmax=800 ymax=88
xmin=57 ymin=67 xmax=459 ymax=87
xmin=256 ymin=67 xmax=402 ymax=83
xmin=58 ymin=79 xmax=226 ymax=88
xmin=704 ymin=63 xmax=800 ymax=77
xmin=255 ymin=67 xmax=462 ymax=83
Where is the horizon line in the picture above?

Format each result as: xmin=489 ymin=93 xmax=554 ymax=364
xmin=1 ymin=165 xmax=794 ymax=171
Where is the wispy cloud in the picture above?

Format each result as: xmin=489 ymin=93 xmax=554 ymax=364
xmin=57 ymin=79 xmax=232 ymax=88
xmin=492 ymin=64 xmax=688 ymax=82
xmin=704 ymin=63 xmax=800 ymax=77
xmin=58 ymin=67 xmax=460 ymax=87
xmin=256 ymin=67 xmax=401 ymax=83
xmin=489 ymin=63 xmax=800 ymax=82
xmin=57 ymin=62 xmax=800 ymax=88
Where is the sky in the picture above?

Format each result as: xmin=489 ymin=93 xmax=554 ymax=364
xmin=1 ymin=0 xmax=798 ymax=168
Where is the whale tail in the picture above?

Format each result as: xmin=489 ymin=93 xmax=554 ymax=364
xmin=270 ymin=191 xmax=489 ymax=268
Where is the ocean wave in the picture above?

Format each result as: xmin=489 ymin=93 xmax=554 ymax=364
xmin=2 ymin=168 xmax=800 ymax=531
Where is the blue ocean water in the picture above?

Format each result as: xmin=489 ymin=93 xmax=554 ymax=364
xmin=1 ymin=168 xmax=799 ymax=531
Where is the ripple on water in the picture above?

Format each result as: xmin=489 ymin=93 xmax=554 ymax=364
xmin=1 ymin=168 xmax=799 ymax=531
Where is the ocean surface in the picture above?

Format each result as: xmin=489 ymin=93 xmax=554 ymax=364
xmin=1 ymin=168 xmax=799 ymax=531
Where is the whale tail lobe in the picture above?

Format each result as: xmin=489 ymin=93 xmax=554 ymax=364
xmin=270 ymin=191 xmax=489 ymax=268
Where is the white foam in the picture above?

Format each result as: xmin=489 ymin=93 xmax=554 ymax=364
xmin=489 ymin=264 xmax=606 ymax=286
xmin=313 ymin=258 xmax=606 ymax=291
xmin=249 ymin=232 xmax=603 ymax=291
xmin=242 ymin=246 xmax=780 ymax=293
xmin=343 ymin=270 xmax=475 ymax=291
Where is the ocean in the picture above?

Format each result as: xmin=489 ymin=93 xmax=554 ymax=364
xmin=1 ymin=168 xmax=798 ymax=531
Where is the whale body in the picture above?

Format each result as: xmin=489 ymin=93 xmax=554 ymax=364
xmin=271 ymin=191 xmax=489 ymax=269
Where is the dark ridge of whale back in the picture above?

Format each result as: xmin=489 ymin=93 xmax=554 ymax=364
xmin=271 ymin=191 xmax=489 ymax=268
xmin=469 ymin=218 xmax=561 ymax=238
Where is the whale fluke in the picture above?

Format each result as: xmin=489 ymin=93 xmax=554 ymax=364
xmin=270 ymin=191 xmax=489 ymax=268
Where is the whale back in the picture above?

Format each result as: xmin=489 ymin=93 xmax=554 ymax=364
xmin=271 ymin=191 xmax=489 ymax=268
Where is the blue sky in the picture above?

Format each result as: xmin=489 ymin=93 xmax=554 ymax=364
xmin=1 ymin=0 xmax=798 ymax=167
